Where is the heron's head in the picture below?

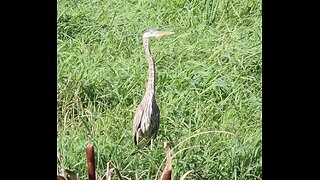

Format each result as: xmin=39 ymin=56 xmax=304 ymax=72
xmin=143 ymin=28 xmax=174 ymax=39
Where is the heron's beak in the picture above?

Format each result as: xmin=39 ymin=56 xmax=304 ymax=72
xmin=156 ymin=31 xmax=174 ymax=38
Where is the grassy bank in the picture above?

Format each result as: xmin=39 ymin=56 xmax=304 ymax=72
xmin=57 ymin=0 xmax=262 ymax=179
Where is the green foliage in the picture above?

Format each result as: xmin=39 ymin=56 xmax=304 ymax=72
xmin=57 ymin=0 xmax=262 ymax=179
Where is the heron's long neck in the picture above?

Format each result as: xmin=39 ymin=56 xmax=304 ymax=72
xmin=143 ymin=38 xmax=156 ymax=97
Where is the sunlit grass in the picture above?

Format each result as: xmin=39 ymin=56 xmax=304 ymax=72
xmin=57 ymin=0 xmax=262 ymax=179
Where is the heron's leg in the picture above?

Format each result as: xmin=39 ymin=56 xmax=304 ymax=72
xmin=134 ymin=147 xmax=143 ymax=180
xmin=150 ymin=138 xmax=154 ymax=150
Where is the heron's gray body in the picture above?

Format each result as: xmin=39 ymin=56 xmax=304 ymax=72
xmin=133 ymin=94 xmax=160 ymax=145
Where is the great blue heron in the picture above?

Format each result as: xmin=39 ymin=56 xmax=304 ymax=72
xmin=133 ymin=29 xmax=174 ymax=148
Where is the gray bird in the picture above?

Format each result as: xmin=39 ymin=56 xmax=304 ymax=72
xmin=133 ymin=29 xmax=174 ymax=148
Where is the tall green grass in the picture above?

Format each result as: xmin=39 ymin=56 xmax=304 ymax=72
xmin=57 ymin=0 xmax=262 ymax=179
